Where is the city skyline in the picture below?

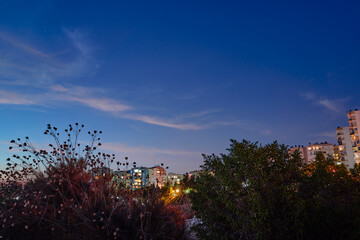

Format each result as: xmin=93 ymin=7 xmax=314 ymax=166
xmin=1 ymin=1 xmax=360 ymax=173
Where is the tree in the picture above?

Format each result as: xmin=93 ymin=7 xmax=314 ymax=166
xmin=190 ymin=139 xmax=303 ymax=240
xmin=181 ymin=173 xmax=197 ymax=191
xmin=300 ymin=153 xmax=360 ymax=239
xmin=190 ymin=139 xmax=360 ymax=240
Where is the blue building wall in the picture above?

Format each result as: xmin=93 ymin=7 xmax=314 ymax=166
xmin=130 ymin=167 xmax=149 ymax=190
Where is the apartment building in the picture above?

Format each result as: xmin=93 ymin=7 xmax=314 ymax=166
xmin=167 ymin=172 xmax=183 ymax=186
xmin=347 ymin=109 xmax=360 ymax=165
xmin=290 ymin=109 xmax=360 ymax=169
xmin=113 ymin=170 xmax=131 ymax=187
xmin=336 ymin=126 xmax=355 ymax=168
xmin=149 ymin=166 xmax=167 ymax=188
xmin=306 ymin=143 xmax=335 ymax=163
xmin=130 ymin=167 xmax=149 ymax=190
xmin=289 ymin=143 xmax=335 ymax=164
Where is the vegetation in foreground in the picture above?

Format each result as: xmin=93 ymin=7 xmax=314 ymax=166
xmin=0 ymin=124 xmax=191 ymax=240
xmin=2 ymin=124 xmax=360 ymax=240
xmin=191 ymin=139 xmax=360 ymax=240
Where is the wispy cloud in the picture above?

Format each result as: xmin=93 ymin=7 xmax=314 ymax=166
xmin=0 ymin=84 xmax=271 ymax=133
xmin=0 ymin=90 xmax=37 ymax=105
xmin=0 ymin=84 xmax=204 ymax=130
xmin=68 ymin=96 xmax=132 ymax=113
xmin=318 ymin=99 xmax=340 ymax=113
xmin=0 ymin=85 xmax=131 ymax=112
xmin=0 ymin=31 xmax=52 ymax=58
xmin=65 ymin=29 xmax=91 ymax=59
xmin=0 ymin=29 xmax=206 ymax=131
xmin=0 ymin=29 xmax=95 ymax=86
xmin=176 ymin=109 xmax=221 ymax=120
xmin=0 ymin=29 xmax=131 ymax=115
xmin=124 ymin=114 xmax=205 ymax=130
xmin=300 ymin=92 xmax=349 ymax=113
xmin=0 ymin=30 xmax=269 ymax=133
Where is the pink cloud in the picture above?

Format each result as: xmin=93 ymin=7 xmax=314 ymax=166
xmin=124 ymin=114 xmax=205 ymax=130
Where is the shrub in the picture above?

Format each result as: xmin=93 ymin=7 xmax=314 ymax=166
xmin=0 ymin=124 xmax=188 ymax=240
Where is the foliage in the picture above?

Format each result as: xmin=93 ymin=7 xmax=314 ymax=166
xmin=0 ymin=124 xmax=188 ymax=240
xmin=181 ymin=174 xmax=197 ymax=191
xmin=190 ymin=139 xmax=360 ymax=240
xmin=300 ymin=154 xmax=360 ymax=239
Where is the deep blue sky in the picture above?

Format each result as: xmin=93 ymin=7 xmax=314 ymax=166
xmin=0 ymin=1 xmax=359 ymax=173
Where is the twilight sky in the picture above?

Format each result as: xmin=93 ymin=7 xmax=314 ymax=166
xmin=0 ymin=1 xmax=359 ymax=173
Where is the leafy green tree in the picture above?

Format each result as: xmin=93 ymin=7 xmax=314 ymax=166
xmin=190 ymin=139 xmax=303 ymax=240
xmin=190 ymin=139 xmax=360 ymax=240
xmin=181 ymin=173 xmax=197 ymax=189
xmin=300 ymin=153 xmax=360 ymax=239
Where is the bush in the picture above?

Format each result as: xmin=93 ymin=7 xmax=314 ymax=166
xmin=0 ymin=124 xmax=188 ymax=240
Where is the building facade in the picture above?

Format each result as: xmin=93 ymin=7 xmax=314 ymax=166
xmin=93 ymin=167 xmax=113 ymax=180
xmin=336 ymin=126 xmax=355 ymax=168
xmin=306 ymin=143 xmax=335 ymax=163
xmin=167 ymin=172 xmax=183 ymax=186
xmin=289 ymin=143 xmax=335 ymax=165
xmin=112 ymin=170 xmax=131 ymax=188
xmin=347 ymin=109 xmax=360 ymax=165
xmin=149 ymin=166 xmax=167 ymax=188
xmin=112 ymin=166 xmax=168 ymax=190
xmin=130 ymin=167 xmax=149 ymax=190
